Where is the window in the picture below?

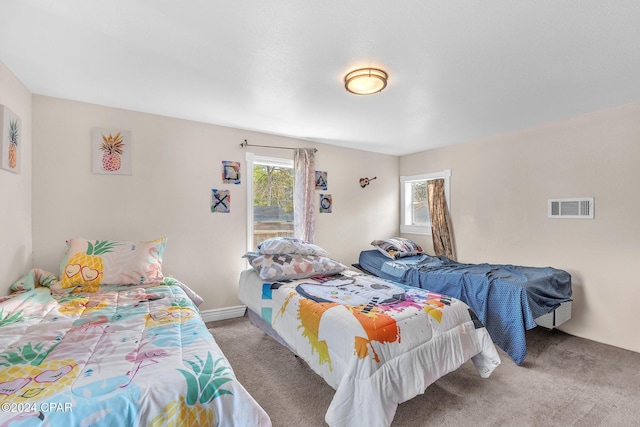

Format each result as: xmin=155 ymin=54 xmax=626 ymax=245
xmin=246 ymin=153 xmax=294 ymax=250
xmin=400 ymin=170 xmax=451 ymax=235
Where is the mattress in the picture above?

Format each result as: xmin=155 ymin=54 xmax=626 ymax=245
xmin=238 ymin=268 xmax=500 ymax=427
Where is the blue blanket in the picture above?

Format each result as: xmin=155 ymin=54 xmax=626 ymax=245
xmin=358 ymin=250 xmax=572 ymax=365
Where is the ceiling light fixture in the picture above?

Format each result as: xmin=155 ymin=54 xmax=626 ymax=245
xmin=344 ymin=68 xmax=388 ymax=95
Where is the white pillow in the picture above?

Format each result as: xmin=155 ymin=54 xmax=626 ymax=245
xmin=257 ymin=237 xmax=328 ymax=257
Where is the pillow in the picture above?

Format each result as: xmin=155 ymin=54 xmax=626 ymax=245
xmin=245 ymin=253 xmax=346 ymax=282
xmin=242 ymin=251 xmax=261 ymax=263
xmin=60 ymin=238 xmax=167 ymax=289
xmin=257 ymin=237 xmax=329 ymax=257
xmin=371 ymin=237 xmax=423 ymax=260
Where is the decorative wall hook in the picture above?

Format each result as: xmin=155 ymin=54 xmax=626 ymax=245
xmin=359 ymin=176 xmax=377 ymax=188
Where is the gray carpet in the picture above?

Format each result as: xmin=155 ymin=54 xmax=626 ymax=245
xmin=207 ymin=316 xmax=640 ymax=427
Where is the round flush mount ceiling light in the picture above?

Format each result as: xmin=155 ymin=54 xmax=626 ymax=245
xmin=344 ymin=68 xmax=388 ymax=95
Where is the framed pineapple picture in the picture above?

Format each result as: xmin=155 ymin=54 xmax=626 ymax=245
xmin=1 ymin=104 xmax=21 ymax=174
xmin=91 ymin=128 xmax=133 ymax=175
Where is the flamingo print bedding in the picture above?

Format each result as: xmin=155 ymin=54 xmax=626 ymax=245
xmin=238 ymin=268 xmax=501 ymax=427
xmin=0 ymin=270 xmax=271 ymax=427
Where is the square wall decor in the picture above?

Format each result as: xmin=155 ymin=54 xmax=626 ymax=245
xmin=222 ymin=160 xmax=241 ymax=184
xmin=211 ymin=189 xmax=230 ymax=213
xmin=315 ymin=171 xmax=327 ymax=190
xmin=1 ymin=105 xmax=21 ymax=174
xmin=92 ymin=128 xmax=133 ymax=175
xmin=319 ymin=194 xmax=332 ymax=213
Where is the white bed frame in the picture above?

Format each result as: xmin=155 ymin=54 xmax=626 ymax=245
xmin=535 ymin=301 xmax=572 ymax=329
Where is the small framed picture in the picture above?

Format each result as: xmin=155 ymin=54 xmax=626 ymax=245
xmin=211 ymin=189 xmax=230 ymax=213
xmin=222 ymin=161 xmax=241 ymax=184
xmin=1 ymin=105 xmax=21 ymax=174
xmin=92 ymin=128 xmax=133 ymax=175
xmin=319 ymin=194 xmax=332 ymax=213
xmin=315 ymin=171 xmax=328 ymax=190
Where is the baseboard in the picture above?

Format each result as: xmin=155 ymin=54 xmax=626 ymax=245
xmin=200 ymin=305 xmax=247 ymax=323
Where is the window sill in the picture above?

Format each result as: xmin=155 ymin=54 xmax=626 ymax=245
xmin=400 ymin=225 xmax=431 ymax=235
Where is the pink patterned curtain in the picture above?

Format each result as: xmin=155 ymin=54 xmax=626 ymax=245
xmin=427 ymin=178 xmax=456 ymax=260
xmin=294 ymin=148 xmax=316 ymax=242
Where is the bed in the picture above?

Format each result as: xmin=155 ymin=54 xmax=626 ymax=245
xmin=357 ymin=240 xmax=573 ymax=365
xmin=0 ymin=238 xmax=271 ymax=427
xmin=239 ymin=238 xmax=501 ymax=427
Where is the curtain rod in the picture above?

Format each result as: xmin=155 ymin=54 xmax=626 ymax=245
xmin=240 ymin=139 xmax=317 ymax=153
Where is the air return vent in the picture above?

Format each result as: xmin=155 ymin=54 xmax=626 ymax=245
xmin=548 ymin=198 xmax=594 ymax=219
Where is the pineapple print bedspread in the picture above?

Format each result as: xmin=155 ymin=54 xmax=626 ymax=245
xmin=0 ymin=271 xmax=271 ymax=427
xmin=238 ymin=268 xmax=501 ymax=427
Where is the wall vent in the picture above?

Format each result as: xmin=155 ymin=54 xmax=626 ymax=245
xmin=548 ymin=198 xmax=594 ymax=219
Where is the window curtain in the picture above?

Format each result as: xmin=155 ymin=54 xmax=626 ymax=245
xmin=427 ymin=178 xmax=456 ymax=260
xmin=293 ymin=148 xmax=316 ymax=242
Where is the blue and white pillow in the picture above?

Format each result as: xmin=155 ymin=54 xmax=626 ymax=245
xmin=371 ymin=237 xmax=423 ymax=260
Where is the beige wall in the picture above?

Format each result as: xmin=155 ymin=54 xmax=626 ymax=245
xmin=400 ymin=103 xmax=640 ymax=353
xmin=6 ymin=62 xmax=638 ymax=354
xmin=31 ymin=95 xmax=399 ymax=311
xmin=0 ymin=61 xmax=32 ymax=292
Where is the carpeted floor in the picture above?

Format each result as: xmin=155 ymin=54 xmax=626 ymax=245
xmin=207 ymin=316 xmax=640 ymax=427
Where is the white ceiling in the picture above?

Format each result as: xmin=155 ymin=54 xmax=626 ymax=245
xmin=1 ymin=1 xmax=639 ymax=156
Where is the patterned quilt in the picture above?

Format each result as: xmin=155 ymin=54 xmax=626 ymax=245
xmin=358 ymin=249 xmax=573 ymax=364
xmin=238 ymin=269 xmax=501 ymax=427
xmin=0 ymin=270 xmax=271 ymax=427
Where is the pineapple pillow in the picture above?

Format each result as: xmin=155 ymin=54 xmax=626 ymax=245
xmin=60 ymin=237 xmax=167 ymax=289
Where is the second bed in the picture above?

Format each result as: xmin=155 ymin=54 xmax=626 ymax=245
xmin=238 ymin=267 xmax=500 ymax=427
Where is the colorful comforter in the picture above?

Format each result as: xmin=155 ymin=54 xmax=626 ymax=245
xmin=358 ymin=249 xmax=573 ymax=365
xmin=238 ymin=268 xmax=501 ymax=427
xmin=0 ymin=270 xmax=271 ymax=427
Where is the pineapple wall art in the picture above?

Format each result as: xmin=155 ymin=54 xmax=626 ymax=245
xmin=91 ymin=128 xmax=133 ymax=175
xmin=0 ymin=105 xmax=21 ymax=174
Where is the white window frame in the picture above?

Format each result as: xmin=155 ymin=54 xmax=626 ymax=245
xmin=400 ymin=169 xmax=451 ymax=235
xmin=245 ymin=152 xmax=294 ymax=251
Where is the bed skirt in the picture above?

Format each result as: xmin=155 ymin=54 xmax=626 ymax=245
xmin=246 ymin=308 xmax=294 ymax=353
